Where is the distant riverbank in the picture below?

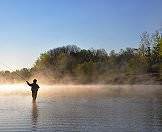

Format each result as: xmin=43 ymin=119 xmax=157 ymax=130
xmin=0 ymin=31 xmax=161 ymax=84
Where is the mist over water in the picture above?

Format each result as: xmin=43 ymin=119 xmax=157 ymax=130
xmin=0 ymin=84 xmax=161 ymax=97
xmin=0 ymin=84 xmax=162 ymax=131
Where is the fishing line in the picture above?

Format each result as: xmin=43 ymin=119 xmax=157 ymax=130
xmin=0 ymin=63 xmax=27 ymax=81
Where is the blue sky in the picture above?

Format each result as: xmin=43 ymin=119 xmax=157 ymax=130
xmin=0 ymin=0 xmax=162 ymax=70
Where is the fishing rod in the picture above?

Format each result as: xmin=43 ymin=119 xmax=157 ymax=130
xmin=0 ymin=63 xmax=27 ymax=81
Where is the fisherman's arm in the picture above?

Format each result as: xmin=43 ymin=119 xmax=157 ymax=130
xmin=26 ymin=81 xmax=32 ymax=86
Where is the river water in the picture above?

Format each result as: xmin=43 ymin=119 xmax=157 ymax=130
xmin=0 ymin=84 xmax=162 ymax=132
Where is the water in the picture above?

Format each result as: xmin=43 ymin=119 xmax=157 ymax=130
xmin=0 ymin=84 xmax=162 ymax=132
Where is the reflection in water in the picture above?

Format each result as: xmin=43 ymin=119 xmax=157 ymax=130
xmin=31 ymin=101 xmax=38 ymax=131
xmin=0 ymin=85 xmax=162 ymax=131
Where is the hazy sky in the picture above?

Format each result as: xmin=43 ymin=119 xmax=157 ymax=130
xmin=0 ymin=0 xmax=162 ymax=70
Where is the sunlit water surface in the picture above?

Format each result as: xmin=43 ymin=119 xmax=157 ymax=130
xmin=0 ymin=84 xmax=162 ymax=132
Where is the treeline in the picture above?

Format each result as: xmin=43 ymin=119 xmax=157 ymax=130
xmin=0 ymin=31 xmax=161 ymax=84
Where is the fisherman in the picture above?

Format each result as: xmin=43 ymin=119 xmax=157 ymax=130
xmin=26 ymin=79 xmax=40 ymax=101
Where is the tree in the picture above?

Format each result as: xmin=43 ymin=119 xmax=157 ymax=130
xmin=139 ymin=32 xmax=152 ymax=72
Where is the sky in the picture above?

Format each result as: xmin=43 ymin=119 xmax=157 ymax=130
xmin=0 ymin=0 xmax=162 ymax=70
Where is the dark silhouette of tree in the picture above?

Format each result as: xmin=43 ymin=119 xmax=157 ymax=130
xmin=0 ymin=31 xmax=161 ymax=84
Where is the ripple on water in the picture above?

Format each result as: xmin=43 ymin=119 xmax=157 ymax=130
xmin=0 ymin=85 xmax=162 ymax=132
